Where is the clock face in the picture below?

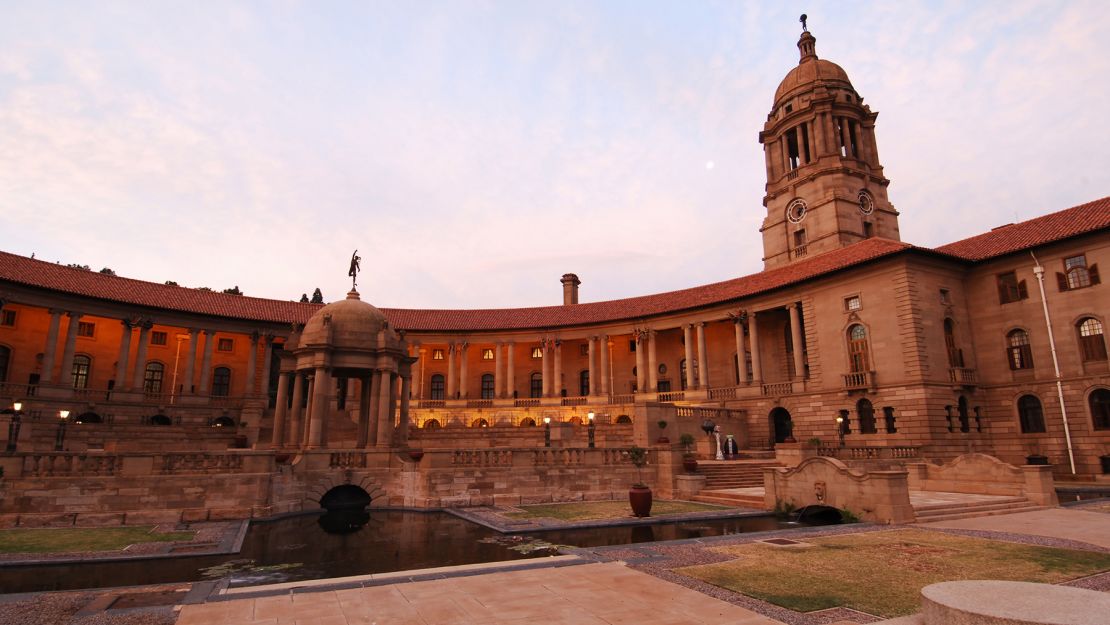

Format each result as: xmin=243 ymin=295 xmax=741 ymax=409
xmin=786 ymin=199 xmax=807 ymax=224
xmin=858 ymin=190 xmax=874 ymax=215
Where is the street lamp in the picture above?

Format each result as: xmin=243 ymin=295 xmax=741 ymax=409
xmin=543 ymin=416 xmax=551 ymax=447
xmin=835 ymin=412 xmax=845 ymax=448
xmin=587 ymin=411 xmax=596 ymax=448
xmin=6 ymin=401 xmax=23 ymax=453
xmin=170 ymin=333 xmax=190 ymax=404
xmin=55 ymin=409 xmax=70 ymax=451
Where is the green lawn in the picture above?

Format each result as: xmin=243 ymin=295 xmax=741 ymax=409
xmin=504 ymin=500 xmax=730 ymax=522
xmin=677 ymin=529 xmax=1110 ymax=618
xmin=0 ymin=525 xmax=195 ymax=554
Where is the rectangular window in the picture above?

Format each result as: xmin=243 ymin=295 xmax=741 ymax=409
xmin=863 ymin=222 xmax=874 ymax=238
xmin=432 ymin=349 xmax=445 ymax=360
xmin=481 ymin=348 xmax=494 ymax=360
xmin=793 ymin=229 xmax=807 ymax=247
xmin=77 ymin=321 xmax=95 ymax=337
xmin=217 ymin=338 xmax=234 ymax=352
xmin=150 ymin=331 xmax=168 ymax=346
xmin=844 ymin=295 xmax=861 ymax=312
xmin=997 ymin=271 xmax=1028 ymax=304
xmin=0 ymin=310 xmax=15 ymax=327
xmin=629 ymin=340 xmax=636 ymax=352
xmin=531 ymin=347 xmax=543 ymax=359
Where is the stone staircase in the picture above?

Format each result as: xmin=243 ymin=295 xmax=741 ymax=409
xmin=688 ymin=459 xmax=779 ymax=509
xmin=912 ymin=496 xmax=1045 ymax=523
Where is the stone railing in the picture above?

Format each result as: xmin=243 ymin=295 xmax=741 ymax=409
xmin=0 ymin=382 xmax=38 ymax=399
xmin=561 ymin=396 xmax=588 ymax=406
xmin=657 ymin=391 xmax=685 ymax=402
xmin=842 ymin=371 xmax=875 ymax=390
xmin=761 ymin=381 xmax=794 ymax=396
xmin=160 ymin=452 xmax=244 ymax=474
xmin=466 ymin=399 xmax=493 ymax=408
xmin=609 ymin=394 xmax=634 ymax=404
xmin=329 ymin=451 xmax=370 ymax=469
xmin=417 ymin=399 xmax=446 ymax=408
xmin=18 ymin=453 xmax=121 ymax=477
xmin=708 ymin=386 xmax=736 ymax=400
xmin=675 ymin=406 xmax=746 ymax=421
xmin=949 ymin=367 xmax=978 ymax=385
xmin=452 ymin=449 xmax=513 ymax=467
xmin=817 ymin=445 xmax=920 ymax=460
xmin=514 ymin=398 xmax=540 ymax=407
xmin=531 ymin=448 xmax=588 ymax=466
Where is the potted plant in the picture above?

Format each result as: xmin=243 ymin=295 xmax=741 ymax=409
xmin=627 ymin=446 xmax=652 ymax=517
xmin=656 ymin=420 xmax=669 ymax=444
xmin=783 ymin=418 xmax=797 ymax=443
xmin=407 ymin=448 xmax=425 ymax=462
xmin=679 ymin=433 xmax=698 ymax=473
xmin=805 ymin=437 xmax=823 ymax=448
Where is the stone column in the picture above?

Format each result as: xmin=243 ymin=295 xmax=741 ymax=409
xmin=446 ymin=343 xmax=457 ymax=399
xmin=635 ymin=333 xmax=646 ymax=393
xmin=813 ymin=112 xmax=826 ymax=156
xmin=259 ymin=335 xmax=274 ymax=397
xmin=246 ymin=333 xmax=259 ymax=395
xmin=506 ymin=342 xmax=515 ymax=398
xmin=552 ymin=340 xmax=562 ymax=397
xmin=367 ymin=370 xmax=382 ymax=446
xmin=412 ymin=343 xmax=423 ymax=399
xmin=796 ymin=125 xmax=807 ymax=164
xmin=493 ymin=341 xmax=503 ymax=398
xmin=59 ymin=312 xmax=83 ymax=387
xmin=734 ymin=320 xmax=748 ymax=384
xmin=114 ymin=319 xmax=134 ymax=388
xmin=357 ymin=374 xmax=372 ymax=448
xmin=599 ymin=335 xmax=610 ymax=395
xmin=781 ymin=137 xmax=790 ymax=173
xmin=271 ymin=372 xmax=291 ymax=447
xmin=387 ymin=374 xmax=399 ymax=438
xmin=587 ymin=336 xmax=597 ymax=396
xmin=288 ymin=373 xmax=305 ymax=447
xmin=763 ymin=142 xmax=775 ymax=181
xmin=130 ymin=320 xmax=152 ymax=390
xmin=840 ymin=117 xmax=853 ymax=157
xmin=647 ymin=330 xmax=658 ymax=392
xmin=788 ymin=303 xmax=805 ymax=380
xmin=696 ymin=322 xmax=709 ymax=389
xmin=458 ymin=343 xmax=469 ymax=399
xmin=198 ymin=330 xmax=215 ymax=394
xmin=399 ymin=374 xmax=412 ymax=444
xmin=749 ymin=312 xmax=763 ymax=384
xmin=303 ymin=376 xmax=315 ymax=444
xmin=376 ymin=370 xmax=393 ymax=447
xmin=683 ymin=324 xmax=695 ymax=390
xmin=40 ymin=310 xmax=63 ymax=384
xmin=182 ymin=329 xmax=199 ymax=394
xmin=541 ymin=340 xmax=550 ymax=397
xmin=307 ymin=366 xmax=328 ymax=447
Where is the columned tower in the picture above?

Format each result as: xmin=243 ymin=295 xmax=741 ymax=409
xmin=758 ymin=25 xmax=899 ymax=269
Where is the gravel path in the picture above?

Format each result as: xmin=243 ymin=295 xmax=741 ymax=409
xmin=0 ymin=591 xmax=176 ymax=625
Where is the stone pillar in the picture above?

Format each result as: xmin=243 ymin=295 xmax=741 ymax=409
xmin=696 ymin=322 xmax=709 ymax=389
xmin=246 ymin=333 xmax=259 ymax=395
xmin=413 ymin=343 xmax=423 ymax=400
xmin=357 ymin=374 xmax=372 ymax=448
xmin=447 ymin=343 xmax=457 ymax=399
xmin=458 ymin=343 xmax=469 ymax=399
xmin=796 ymin=125 xmax=807 ymax=164
xmin=303 ymin=375 xmax=314 ymax=444
xmin=587 ymin=336 xmax=597 ymax=396
xmin=749 ymin=312 xmax=763 ymax=384
xmin=840 ymin=117 xmax=852 ymax=157
xmin=493 ymin=341 xmax=503 ymax=398
xmin=182 ymin=329 xmax=199 ymax=394
xmin=399 ymin=374 xmax=412 ymax=444
xmin=259 ymin=335 xmax=274 ymax=397
xmin=813 ymin=112 xmax=826 ymax=156
xmin=388 ymin=374 xmax=399 ymax=436
xmin=367 ymin=370 xmax=382 ymax=447
xmin=506 ymin=342 xmax=515 ymax=398
xmin=541 ymin=341 xmax=550 ymax=397
xmin=683 ymin=324 xmax=695 ymax=390
xmin=788 ymin=303 xmax=805 ymax=380
xmin=307 ymin=366 xmax=328 ymax=447
xmin=130 ymin=321 xmax=152 ymax=390
xmin=288 ymin=373 xmax=305 ymax=447
xmin=734 ymin=320 xmax=748 ymax=384
xmin=198 ymin=330 xmax=215 ymax=394
xmin=763 ymin=142 xmax=774 ymax=181
xmin=59 ymin=312 xmax=83 ymax=387
xmin=271 ymin=372 xmax=290 ymax=447
xmin=376 ymin=370 xmax=393 ymax=447
xmin=552 ymin=339 xmax=562 ymax=397
xmin=599 ymin=336 xmax=610 ymax=396
xmin=647 ymin=330 xmax=658 ymax=392
xmin=114 ymin=319 xmax=133 ymax=388
xmin=40 ymin=310 xmax=63 ymax=384
xmin=635 ymin=333 xmax=646 ymax=393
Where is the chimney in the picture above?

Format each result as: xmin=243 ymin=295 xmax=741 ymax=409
xmin=560 ymin=273 xmax=581 ymax=305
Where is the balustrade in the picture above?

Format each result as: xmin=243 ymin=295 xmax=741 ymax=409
xmin=816 ymin=445 xmax=920 ymax=460
xmin=514 ymin=398 xmax=540 ymax=407
xmin=453 ymin=449 xmax=514 ymax=467
xmin=707 ymin=386 xmax=736 ymax=400
xmin=609 ymin=393 xmax=634 ymax=404
xmin=761 ymin=381 xmax=794 ymax=396
xmin=657 ymin=391 xmax=685 ymax=402
xmin=160 ymin=452 xmax=244 ymax=474
xmin=21 ymin=453 xmax=120 ymax=477
xmin=948 ymin=367 xmax=978 ymax=385
xmin=842 ymin=371 xmax=874 ymax=390
xmin=329 ymin=451 xmax=369 ymax=469
xmin=560 ymin=396 xmax=587 ymax=406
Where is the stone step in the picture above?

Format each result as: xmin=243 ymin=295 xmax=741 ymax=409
xmin=915 ymin=505 xmax=1046 ymax=523
xmin=914 ymin=498 xmax=1034 ymax=517
xmin=690 ymin=493 xmax=768 ymax=508
xmin=913 ymin=496 xmax=1027 ymax=512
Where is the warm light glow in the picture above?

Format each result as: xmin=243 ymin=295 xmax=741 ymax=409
xmin=587 ymin=411 xmax=595 ymax=422
xmin=12 ymin=402 xmax=22 ymax=412
xmin=59 ymin=410 xmax=70 ymax=420
xmin=543 ymin=417 xmax=551 ymax=424
xmin=835 ymin=416 xmax=844 ymax=424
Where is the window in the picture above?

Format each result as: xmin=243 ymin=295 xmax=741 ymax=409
xmin=530 ymin=372 xmax=543 ymax=398
xmin=1007 ymin=329 xmax=1034 ymax=370
xmin=847 ymin=324 xmax=869 ymax=373
xmin=629 ymin=340 xmax=636 ymax=352
xmin=480 ymin=374 xmax=494 ymax=399
xmin=883 ymin=406 xmax=897 ymax=433
xmin=1017 ymin=395 xmax=1046 ymax=433
xmin=432 ymin=349 xmax=445 ymax=360
xmin=863 ymin=221 xmax=874 ymax=238
xmin=481 ymin=348 xmax=494 ymax=361
xmin=844 ymin=295 xmax=861 ymax=311
xmin=144 ymin=362 xmax=164 ymax=394
xmin=944 ymin=319 xmax=964 ymax=367
xmin=211 ymin=366 xmax=231 ymax=396
xmin=1058 ymin=254 xmax=1100 ymax=291
xmin=1090 ymin=389 xmax=1110 ymax=430
xmin=793 ymin=229 xmax=807 ymax=247
xmin=429 ymin=374 xmax=445 ymax=400
xmin=150 ymin=331 xmax=167 ymax=346
xmin=996 ymin=271 xmax=1028 ymax=304
xmin=957 ymin=396 xmax=970 ymax=433
xmin=77 ymin=321 xmax=95 ymax=337
xmin=531 ymin=346 xmax=543 ymax=359
xmin=0 ymin=345 xmax=9 ymax=382
xmin=0 ymin=310 xmax=15 ymax=326
xmin=217 ymin=338 xmax=234 ymax=352
xmin=1078 ymin=317 xmax=1108 ymax=362
xmin=939 ymin=289 xmax=951 ymax=305
xmin=679 ymin=359 xmax=698 ymax=391
xmin=71 ymin=355 xmax=91 ymax=389
xmin=579 ymin=370 xmax=590 ymax=396
xmin=857 ymin=399 xmax=876 ymax=434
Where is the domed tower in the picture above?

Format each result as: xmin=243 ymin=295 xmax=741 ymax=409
xmin=758 ymin=23 xmax=899 ymax=269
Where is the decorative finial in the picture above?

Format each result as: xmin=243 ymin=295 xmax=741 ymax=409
xmin=800 ymin=14 xmax=808 ymax=32
xmin=348 ymin=249 xmax=361 ymax=290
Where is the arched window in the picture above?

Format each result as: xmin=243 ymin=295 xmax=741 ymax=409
xmin=1078 ymin=318 xmax=1108 ymax=362
xmin=579 ymin=370 xmax=590 ymax=396
xmin=0 ymin=345 xmax=10 ymax=383
xmin=530 ymin=372 xmax=543 ymax=398
xmin=1090 ymin=389 xmax=1110 ymax=431
xmin=615 ymin=414 xmax=632 ymax=424
xmin=71 ymin=355 xmax=91 ymax=389
xmin=1018 ymin=395 xmax=1046 ymax=433
xmin=144 ymin=362 xmax=165 ymax=394
xmin=211 ymin=366 xmax=231 ymax=397
xmin=1007 ymin=330 xmax=1033 ymax=370
xmin=480 ymin=374 xmax=494 ymax=400
xmin=519 ymin=417 xmax=536 ymax=427
xmin=857 ymin=398 xmax=877 ymax=434
xmin=847 ymin=325 xmax=869 ymax=373
xmin=422 ymin=418 xmax=441 ymax=429
xmin=429 ymin=374 xmax=445 ymax=400
xmin=471 ymin=417 xmax=488 ymax=428
xmin=944 ymin=319 xmax=964 ymax=367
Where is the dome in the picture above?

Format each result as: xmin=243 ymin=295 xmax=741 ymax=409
xmin=299 ymin=289 xmax=388 ymax=349
xmin=773 ymin=31 xmax=853 ymax=105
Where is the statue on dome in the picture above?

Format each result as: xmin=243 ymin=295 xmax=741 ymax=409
xmin=348 ymin=250 xmax=361 ymax=289
xmin=800 ymin=13 xmax=808 ymax=32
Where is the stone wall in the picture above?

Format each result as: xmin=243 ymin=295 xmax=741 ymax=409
xmin=763 ymin=456 xmax=915 ymax=524
xmin=905 ymin=453 xmax=1058 ymax=506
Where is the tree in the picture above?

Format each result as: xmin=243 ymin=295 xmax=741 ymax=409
xmin=310 ymin=288 xmax=324 ymax=304
xmin=165 ymin=280 xmax=179 ymax=286
xmin=99 ymin=267 xmax=116 ymax=275
xmin=66 ymin=263 xmax=91 ymax=271
xmin=299 ymin=293 xmax=309 ymax=303
xmin=222 ymin=286 xmax=243 ymax=296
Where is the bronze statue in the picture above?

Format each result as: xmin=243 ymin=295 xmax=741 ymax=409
xmin=348 ymin=250 xmax=361 ymax=289
xmin=800 ymin=13 xmax=808 ymax=32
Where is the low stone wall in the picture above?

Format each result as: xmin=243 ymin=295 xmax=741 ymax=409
xmin=763 ymin=456 xmax=915 ymax=524
xmin=905 ymin=453 xmax=1058 ymax=506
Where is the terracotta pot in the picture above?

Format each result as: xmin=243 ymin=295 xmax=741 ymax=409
xmin=407 ymin=449 xmax=425 ymax=462
xmin=682 ymin=456 xmax=698 ymax=473
xmin=628 ymin=485 xmax=653 ymax=517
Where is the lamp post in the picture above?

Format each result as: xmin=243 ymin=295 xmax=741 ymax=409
xmin=55 ymin=409 xmax=70 ymax=451
xmin=543 ymin=416 xmax=551 ymax=447
xmin=587 ymin=411 xmax=596 ymax=448
xmin=170 ymin=333 xmax=189 ymax=404
xmin=835 ymin=413 xmax=845 ymax=448
xmin=6 ymin=401 xmax=23 ymax=453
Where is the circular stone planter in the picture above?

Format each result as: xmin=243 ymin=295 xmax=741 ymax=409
xmin=628 ymin=485 xmax=653 ymax=517
xmin=682 ymin=456 xmax=698 ymax=473
xmin=921 ymin=580 xmax=1110 ymax=625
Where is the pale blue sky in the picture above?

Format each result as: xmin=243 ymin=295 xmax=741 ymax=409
xmin=1 ymin=1 xmax=1107 ymax=308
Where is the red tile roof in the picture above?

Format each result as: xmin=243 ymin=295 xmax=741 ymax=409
xmin=934 ymin=196 xmax=1110 ymax=261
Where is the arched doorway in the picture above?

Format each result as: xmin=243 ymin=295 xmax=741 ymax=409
xmin=75 ymin=412 xmax=102 ymax=424
xmin=318 ymin=485 xmax=372 ymax=534
xmin=770 ymin=407 xmax=793 ymax=444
